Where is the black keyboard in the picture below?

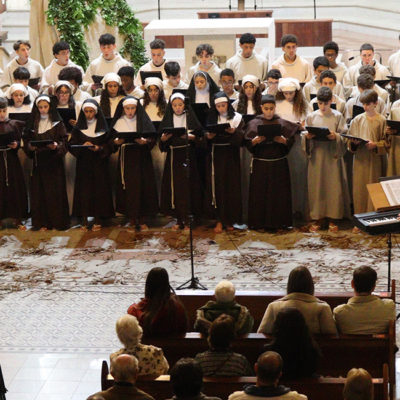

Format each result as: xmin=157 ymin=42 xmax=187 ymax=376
xmin=353 ymin=210 xmax=400 ymax=235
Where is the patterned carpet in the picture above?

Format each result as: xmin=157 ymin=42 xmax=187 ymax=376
xmin=0 ymin=223 xmax=399 ymax=352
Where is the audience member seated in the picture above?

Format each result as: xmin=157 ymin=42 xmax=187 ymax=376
xmin=127 ymin=267 xmax=188 ymax=337
xmin=88 ymin=354 xmax=154 ymax=400
xmin=195 ymin=314 xmax=253 ymax=376
xmin=257 ymin=266 xmax=337 ymax=335
xmin=194 ymin=280 xmax=254 ymax=336
xmin=228 ymin=351 xmax=308 ymax=400
xmin=333 ymin=266 xmax=395 ymax=334
xmin=166 ymin=358 xmax=222 ymax=400
xmin=263 ymin=308 xmax=321 ymax=379
xmin=110 ymin=314 xmax=169 ymax=378
xmin=343 ymin=368 xmax=373 ymax=400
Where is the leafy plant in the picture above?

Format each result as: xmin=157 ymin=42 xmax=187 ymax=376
xmin=46 ymin=0 xmax=148 ymax=70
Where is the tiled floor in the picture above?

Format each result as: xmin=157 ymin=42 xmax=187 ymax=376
xmin=0 ymin=352 xmax=109 ymax=400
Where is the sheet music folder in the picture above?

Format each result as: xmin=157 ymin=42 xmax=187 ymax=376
xmin=257 ymin=124 xmax=281 ymax=141
xmin=206 ymin=123 xmax=230 ymax=136
xmin=306 ymin=126 xmax=330 ymax=141
xmin=162 ymin=127 xmax=186 ymax=137
xmin=367 ymin=182 xmax=400 ymax=213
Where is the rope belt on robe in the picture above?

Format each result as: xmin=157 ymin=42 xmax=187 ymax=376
xmin=250 ymin=155 xmax=287 ymax=174
xmin=120 ymin=143 xmax=136 ymax=190
xmin=211 ymin=143 xmax=230 ymax=208
xmin=169 ymin=144 xmax=189 ymax=209
xmin=0 ymin=148 xmax=11 ymax=187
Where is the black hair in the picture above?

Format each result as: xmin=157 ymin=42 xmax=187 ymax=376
xmin=99 ymin=81 xmax=125 ymax=118
xmin=268 ymin=308 xmax=321 ymax=379
xmin=359 ymin=65 xmax=376 ymax=77
xmin=195 ymin=43 xmax=214 ymax=56
xmin=237 ymin=84 xmax=262 ymax=115
xmin=117 ymin=66 xmax=135 ymax=79
xmin=150 ymin=39 xmax=165 ymax=50
xmin=316 ymin=86 xmax=332 ymax=102
xmin=58 ymin=66 xmax=83 ymax=86
xmin=360 ymin=43 xmax=374 ymax=53
xmin=52 ymin=41 xmax=70 ymax=55
xmin=143 ymin=85 xmax=167 ymax=118
xmin=99 ymin=33 xmax=116 ymax=46
xmin=13 ymin=40 xmax=31 ymax=51
xmin=207 ymin=91 xmax=236 ymax=123
xmin=170 ymin=358 xmax=203 ymax=397
xmin=239 ymin=33 xmax=256 ymax=45
xmin=208 ymin=314 xmax=235 ymax=350
xmin=353 ymin=266 xmax=377 ymax=293
xmin=323 ymin=41 xmax=339 ymax=54
xmin=313 ymin=56 xmax=330 ymax=70
xmin=287 ymin=266 xmax=314 ymax=295
xmin=220 ymin=68 xmax=235 ymax=79
xmin=165 ymin=61 xmax=181 ymax=77
xmin=267 ymin=69 xmax=282 ymax=80
xmin=0 ymin=97 xmax=8 ymax=109
xmin=13 ymin=67 xmax=30 ymax=80
xmin=320 ymin=70 xmax=337 ymax=83
xmin=281 ymin=34 xmax=298 ymax=47
xmin=261 ymin=94 xmax=276 ymax=105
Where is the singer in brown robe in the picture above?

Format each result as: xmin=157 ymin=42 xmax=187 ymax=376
xmin=245 ymin=95 xmax=299 ymax=230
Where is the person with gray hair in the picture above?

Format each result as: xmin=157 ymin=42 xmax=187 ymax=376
xmin=194 ymin=280 xmax=254 ymax=335
xmin=110 ymin=314 xmax=169 ymax=378
xmin=343 ymin=368 xmax=373 ymax=400
xmin=88 ymin=354 xmax=154 ymax=400
xmin=228 ymin=352 xmax=307 ymax=400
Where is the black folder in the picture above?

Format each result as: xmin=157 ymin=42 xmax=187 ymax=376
xmin=257 ymin=124 xmax=282 ymax=141
xmin=387 ymin=120 xmax=400 ymax=135
xmin=191 ymin=103 xmax=210 ymax=127
xmin=30 ymin=139 xmax=54 ymax=147
xmin=387 ymin=76 xmax=400 ymax=84
xmin=310 ymin=93 xmax=317 ymax=100
xmin=152 ymin=121 xmax=161 ymax=132
xmin=28 ymin=77 xmax=40 ymax=88
xmin=312 ymin=102 xmax=337 ymax=111
xmin=242 ymin=114 xmax=256 ymax=124
xmin=57 ymin=108 xmax=76 ymax=132
xmin=374 ymin=79 xmax=390 ymax=88
xmin=172 ymin=88 xmax=188 ymax=96
xmin=206 ymin=123 xmax=231 ymax=136
xmin=140 ymin=71 xmax=163 ymax=84
xmin=113 ymin=131 xmax=154 ymax=142
xmin=340 ymin=133 xmax=368 ymax=145
xmin=8 ymin=112 xmax=30 ymax=122
xmin=306 ymin=126 xmax=331 ymax=141
xmin=0 ymin=133 xmax=14 ymax=148
xmin=352 ymin=105 xmax=365 ymax=119
xmin=70 ymin=144 xmax=95 ymax=149
xmin=162 ymin=127 xmax=186 ymax=137
xmin=92 ymin=75 xmax=104 ymax=84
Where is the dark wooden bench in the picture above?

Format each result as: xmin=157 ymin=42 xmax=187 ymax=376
xmin=102 ymin=364 xmax=389 ymax=400
xmin=140 ymin=320 xmax=396 ymax=399
xmin=177 ymin=280 xmax=395 ymax=331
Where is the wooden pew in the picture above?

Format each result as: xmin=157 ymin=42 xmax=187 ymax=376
xmin=177 ymin=280 xmax=396 ymax=331
xmin=102 ymin=364 xmax=389 ymax=400
xmin=140 ymin=321 xmax=396 ymax=398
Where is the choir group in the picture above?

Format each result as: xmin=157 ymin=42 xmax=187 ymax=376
xmin=1 ymin=31 xmax=400 ymax=233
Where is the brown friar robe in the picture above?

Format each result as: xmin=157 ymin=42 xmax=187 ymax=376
xmin=245 ymin=114 xmax=298 ymax=229
xmin=24 ymin=121 xmax=70 ymax=229
xmin=0 ymin=119 xmax=28 ymax=220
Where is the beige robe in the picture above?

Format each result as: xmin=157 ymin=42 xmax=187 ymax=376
xmin=349 ymin=113 xmax=388 ymax=214
xmin=303 ymin=110 xmax=351 ymax=220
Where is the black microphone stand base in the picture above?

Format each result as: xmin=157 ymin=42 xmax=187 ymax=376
xmin=177 ymin=276 xmax=207 ymax=290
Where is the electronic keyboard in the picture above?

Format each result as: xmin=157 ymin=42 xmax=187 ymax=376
xmin=353 ymin=210 xmax=400 ymax=235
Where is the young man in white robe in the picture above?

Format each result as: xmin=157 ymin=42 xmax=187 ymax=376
xmin=303 ymin=86 xmax=350 ymax=232
xmin=271 ymin=34 xmax=312 ymax=83
xmin=135 ymin=39 xmax=168 ymax=87
xmin=186 ymin=43 xmax=221 ymax=85
xmin=2 ymin=40 xmax=43 ymax=90
xmin=226 ymin=33 xmax=268 ymax=83
xmin=163 ymin=61 xmax=188 ymax=101
xmin=323 ymin=41 xmax=347 ymax=84
xmin=83 ymin=33 xmax=130 ymax=94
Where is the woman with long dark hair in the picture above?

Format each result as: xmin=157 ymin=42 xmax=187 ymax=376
xmin=264 ymin=307 xmax=321 ymax=378
xmin=127 ymin=267 xmax=188 ymax=337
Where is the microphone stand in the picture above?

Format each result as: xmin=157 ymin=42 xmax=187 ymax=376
xmin=0 ymin=364 xmax=7 ymax=400
xmin=177 ymin=99 xmax=207 ymax=290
